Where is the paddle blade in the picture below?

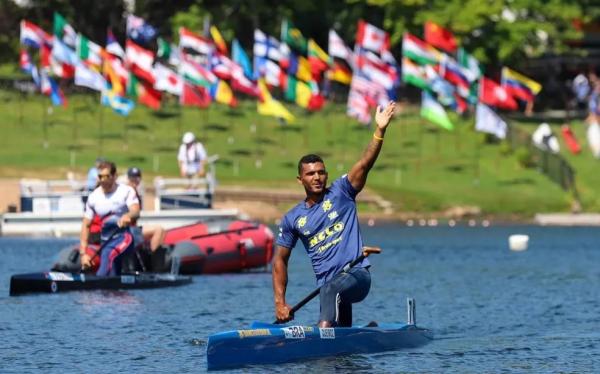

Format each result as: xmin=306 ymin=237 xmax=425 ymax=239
xmin=362 ymin=246 xmax=382 ymax=257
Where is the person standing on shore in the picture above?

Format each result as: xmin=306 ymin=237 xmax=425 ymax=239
xmin=272 ymin=101 xmax=396 ymax=327
xmin=80 ymin=160 xmax=140 ymax=276
xmin=177 ymin=132 xmax=208 ymax=179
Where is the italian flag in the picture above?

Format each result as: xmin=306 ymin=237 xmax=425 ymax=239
xmin=77 ymin=34 xmax=103 ymax=68
xmin=402 ymin=32 xmax=441 ymax=65
xmin=420 ymin=91 xmax=454 ymax=131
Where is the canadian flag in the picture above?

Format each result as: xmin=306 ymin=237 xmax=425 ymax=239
xmin=356 ymin=20 xmax=390 ymax=54
xmin=480 ymin=77 xmax=518 ymax=111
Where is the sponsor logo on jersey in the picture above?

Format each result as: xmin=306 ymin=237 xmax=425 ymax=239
xmin=297 ymin=216 xmax=307 ymax=228
xmin=308 ymin=221 xmax=344 ymax=248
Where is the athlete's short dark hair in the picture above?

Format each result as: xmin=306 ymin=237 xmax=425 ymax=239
xmin=98 ymin=160 xmax=117 ymax=175
xmin=298 ymin=154 xmax=324 ymax=175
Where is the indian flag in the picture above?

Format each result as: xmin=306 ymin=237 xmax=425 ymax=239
xmin=420 ymin=91 xmax=454 ymax=131
xmin=402 ymin=32 xmax=441 ymax=65
xmin=402 ymin=58 xmax=429 ymax=90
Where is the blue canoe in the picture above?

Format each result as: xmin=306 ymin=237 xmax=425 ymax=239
xmin=206 ymin=299 xmax=432 ymax=370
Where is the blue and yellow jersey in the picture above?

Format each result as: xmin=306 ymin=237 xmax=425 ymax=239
xmin=276 ymin=175 xmax=369 ymax=286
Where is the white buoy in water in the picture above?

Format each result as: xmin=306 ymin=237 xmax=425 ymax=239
xmin=509 ymin=234 xmax=529 ymax=251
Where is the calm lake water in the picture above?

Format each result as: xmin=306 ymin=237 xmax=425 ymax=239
xmin=1 ymin=225 xmax=599 ymax=373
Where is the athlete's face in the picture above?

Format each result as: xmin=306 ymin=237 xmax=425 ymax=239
xmin=97 ymin=167 xmax=116 ymax=192
xmin=297 ymin=162 xmax=328 ymax=195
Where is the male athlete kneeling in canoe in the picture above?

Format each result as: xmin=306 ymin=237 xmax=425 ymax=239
xmin=273 ymin=101 xmax=396 ymax=328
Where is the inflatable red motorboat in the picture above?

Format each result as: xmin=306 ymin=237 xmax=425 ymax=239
xmin=52 ymin=218 xmax=274 ymax=274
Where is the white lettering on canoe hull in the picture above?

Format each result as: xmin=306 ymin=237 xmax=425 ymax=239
xmin=46 ymin=272 xmax=74 ymax=281
xmin=283 ymin=326 xmax=305 ymax=339
xmin=319 ymin=328 xmax=335 ymax=339
xmin=121 ymin=275 xmax=135 ymax=284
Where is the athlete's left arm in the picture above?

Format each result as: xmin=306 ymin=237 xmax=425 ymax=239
xmin=347 ymin=101 xmax=396 ymax=192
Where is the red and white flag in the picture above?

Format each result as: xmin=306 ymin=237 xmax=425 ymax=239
xmin=480 ymin=77 xmax=518 ymax=111
xmin=153 ymin=63 xmax=182 ymax=96
xmin=355 ymin=20 xmax=390 ymax=54
xmin=179 ymin=27 xmax=214 ymax=55
xmin=126 ymin=40 xmax=155 ymax=84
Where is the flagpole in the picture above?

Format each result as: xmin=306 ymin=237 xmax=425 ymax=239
xmin=18 ymin=91 xmax=24 ymax=126
xmin=435 ymin=126 xmax=440 ymax=159
xmin=98 ymin=97 xmax=104 ymax=155
xmin=177 ymin=99 xmax=183 ymax=137
xmin=42 ymin=102 xmax=49 ymax=149
xmin=416 ymin=118 xmax=423 ymax=176
xmin=473 ymin=118 xmax=480 ymax=185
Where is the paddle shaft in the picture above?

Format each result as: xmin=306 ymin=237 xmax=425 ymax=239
xmin=274 ymin=246 xmax=381 ymax=324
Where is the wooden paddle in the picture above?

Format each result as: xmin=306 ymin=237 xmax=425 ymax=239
xmin=274 ymin=246 xmax=381 ymax=324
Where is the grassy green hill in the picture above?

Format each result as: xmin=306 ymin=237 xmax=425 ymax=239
xmin=1 ymin=88 xmax=597 ymax=216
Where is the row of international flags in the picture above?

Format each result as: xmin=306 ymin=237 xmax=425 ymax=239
xmin=18 ymin=13 xmax=543 ymax=133
xmin=400 ymin=21 xmax=543 ymax=135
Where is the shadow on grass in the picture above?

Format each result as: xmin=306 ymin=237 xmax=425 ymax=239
xmin=152 ymin=111 xmax=180 ymax=119
xmin=66 ymin=144 xmax=85 ymax=151
xmin=446 ymin=164 xmax=466 ymax=173
xmin=402 ymin=140 xmax=418 ymax=148
xmin=224 ymin=109 xmax=244 ymax=117
xmin=48 ymin=119 xmax=72 ymax=127
xmin=99 ymin=132 xmax=121 ymax=139
xmin=126 ymin=123 xmax=148 ymax=131
xmin=230 ymin=149 xmax=252 ymax=156
xmin=127 ymin=156 xmax=146 ymax=163
xmin=497 ymin=178 xmax=536 ymax=186
xmin=280 ymin=161 xmax=295 ymax=169
xmin=153 ymin=145 xmax=177 ymax=152
xmin=255 ymin=137 xmax=277 ymax=145
xmin=279 ymin=125 xmax=302 ymax=133
xmin=206 ymin=123 xmax=229 ymax=132
xmin=216 ymin=158 xmax=233 ymax=167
